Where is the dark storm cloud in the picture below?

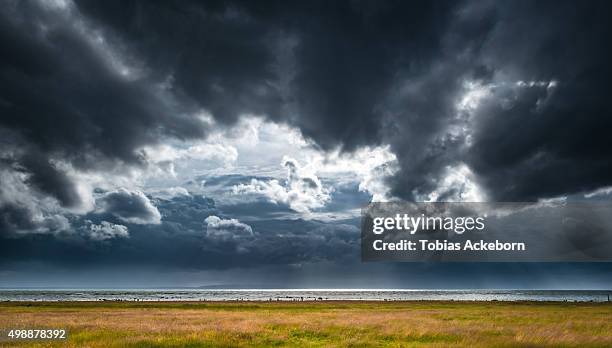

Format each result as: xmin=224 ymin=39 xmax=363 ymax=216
xmin=378 ymin=1 xmax=612 ymax=201
xmin=20 ymin=154 xmax=84 ymax=209
xmin=76 ymin=0 xmax=456 ymax=151
xmin=462 ymin=1 xmax=612 ymax=201
xmin=400 ymin=0 xmax=612 ymax=201
xmin=0 ymin=1 xmax=208 ymax=164
xmin=75 ymin=0 xmax=283 ymax=125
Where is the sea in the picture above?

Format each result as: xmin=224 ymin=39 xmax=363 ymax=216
xmin=0 ymin=289 xmax=610 ymax=302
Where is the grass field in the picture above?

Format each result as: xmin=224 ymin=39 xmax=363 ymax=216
xmin=1 ymin=301 xmax=611 ymax=347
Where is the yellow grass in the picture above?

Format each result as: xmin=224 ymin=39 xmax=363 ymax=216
xmin=1 ymin=301 xmax=611 ymax=347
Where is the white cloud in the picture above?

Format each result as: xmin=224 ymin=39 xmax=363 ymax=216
xmin=145 ymin=143 xmax=238 ymax=164
xmin=299 ymin=145 xmax=398 ymax=201
xmin=204 ymin=215 xmax=253 ymax=240
xmin=584 ymin=186 xmax=612 ymax=198
xmin=421 ymin=163 xmax=487 ymax=202
xmin=216 ymin=116 xmax=310 ymax=175
xmin=455 ymin=75 xmax=559 ymax=115
xmin=88 ymin=221 xmax=129 ymax=241
xmin=457 ymin=80 xmax=493 ymax=112
xmin=149 ymin=186 xmax=191 ymax=199
xmin=232 ymin=157 xmax=332 ymax=213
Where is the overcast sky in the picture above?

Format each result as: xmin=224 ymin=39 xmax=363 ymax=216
xmin=1 ymin=0 xmax=612 ymax=288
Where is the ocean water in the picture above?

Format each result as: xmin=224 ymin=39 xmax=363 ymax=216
xmin=0 ymin=289 xmax=610 ymax=302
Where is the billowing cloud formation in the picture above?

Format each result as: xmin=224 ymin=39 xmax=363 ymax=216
xmin=232 ymin=157 xmax=331 ymax=213
xmin=97 ymin=189 xmax=161 ymax=224
xmin=69 ymin=0 xmax=612 ymax=204
xmin=88 ymin=221 xmax=129 ymax=241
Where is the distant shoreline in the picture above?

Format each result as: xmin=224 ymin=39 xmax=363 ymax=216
xmin=2 ymin=299 xmax=611 ymax=304
xmin=2 ymin=289 xmax=610 ymax=303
